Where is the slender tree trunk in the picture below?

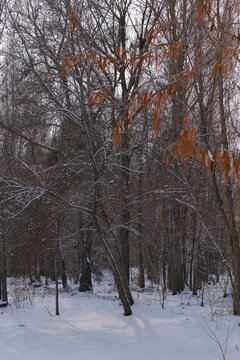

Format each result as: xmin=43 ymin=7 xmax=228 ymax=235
xmin=138 ymin=168 xmax=144 ymax=288
xmin=59 ymin=238 xmax=68 ymax=291
xmin=192 ymin=213 xmax=201 ymax=295
xmin=44 ymin=254 xmax=48 ymax=286
xmin=1 ymin=218 xmax=8 ymax=306
xmin=233 ymin=232 xmax=240 ymax=315
xmin=138 ymin=231 xmax=145 ymax=288
xmin=35 ymin=259 xmax=41 ymax=283
xmin=55 ymin=243 xmax=59 ymax=316
xmin=78 ymin=214 xmax=92 ymax=292
xmin=120 ymin=152 xmax=130 ymax=284
xmin=0 ymin=272 xmax=2 ymax=300
xmin=79 ymin=234 xmax=92 ymax=292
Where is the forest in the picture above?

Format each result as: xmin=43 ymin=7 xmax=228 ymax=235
xmin=0 ymin=0 xmax=240 ymax=330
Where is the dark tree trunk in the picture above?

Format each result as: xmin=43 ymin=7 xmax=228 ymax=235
xmin=59 ymin=240 xmax=68 ymax=291
xmin=166 ymin=0 xmax=188 ymax=296
xmin=138 ymin=232 xmax=145 ymax=289
xmin=79 ymin=234 xmax=92 ymax=292
xmin=34 ymin=260 xmax=41 ymax=283
xmin=120 ymin=153 xmax=130 ymax=284
xmin=192 ymin=213 xmax=201 ymax=295
xmin=191 ymin=190 xmax=203 ymax=295
xmin=0 ymin=219 xmax=8 ymax=306
xmin=168 ymin=199 xmax=185 ymax=294
xmin=44 ymin=254 xmax=48 ymax=286
xmin=138 ymin=169 xmax=145 ymax=288
xmin=94 ymin=208 xmax=133 ymax=316
xmin=55 ymin=244 xmax=59 ymax=316
xmin=0 ymin=272 xmax=2 ymax=300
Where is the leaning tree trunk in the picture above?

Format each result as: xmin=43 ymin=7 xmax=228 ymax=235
xmin=95 ymin=217 xmax=132 ymax=316
xmin=93 ymin=198 xmax=133 ymax=316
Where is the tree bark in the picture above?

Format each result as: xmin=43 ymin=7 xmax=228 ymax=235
xmin=0 ymin=217 xmax=8 ymax=306
xmin=79 ymin=234 xmax=92 ymax=292
xmin=55 ymin=243 xmax=59 ymax=316
xmin=59 ymin=238 xmax=68 ymax=291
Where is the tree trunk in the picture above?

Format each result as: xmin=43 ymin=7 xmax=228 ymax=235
xmin=59 ymin=238 xmax=68 ymax=291
xmin=44 ymin=254 xmax=48 ymax=286
xmin=192 ymin=212 xmax=201 ymax=295
xmin=138 ymin=231 xmax=145 ymax=288
xmin=120 ymin=153 xmax=130 ymax=284
xmin=94 ymin=209 xmax=133 ymax=316
xmin=233 ymin=234 xmax=240 ymax=315
xmin=79 ymin=234 xmax=92 ymax=292
xmin=138 ymin=168 xmax=145 ymax=288
xmin=55 ymin=244 xmax=59 ymax=316
xmin=0 ymin=218 xmax=8 ymax=306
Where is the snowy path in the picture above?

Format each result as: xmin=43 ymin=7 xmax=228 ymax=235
xmin=0 ymin=286 xmax=240 ymax=360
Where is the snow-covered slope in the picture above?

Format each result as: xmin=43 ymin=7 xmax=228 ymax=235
xmin=0 ymin=275 xmax=239 ymax=360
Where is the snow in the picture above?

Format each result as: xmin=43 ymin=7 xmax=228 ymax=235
xmin=0 ymin=275 xmax=240 ymax=360
xmin=0 ymin=300 xmax=8 ymax=306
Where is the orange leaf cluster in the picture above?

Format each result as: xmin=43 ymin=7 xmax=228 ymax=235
xmin=194 ymin=0 xmax=212 ymax=21
xmin=69 ymin=8 xmax=80 ymax=32
xmin=112 ymin=80 xmax=181 ymax=145
xmin=84 ymin=48 xmax=114 ymax=70
xmin=173 ymin=123 xmax=197 ymax=163
xmin=145 ymin=23 xmax=172 ymax=47
xmin=112 ymin=105 xmax=133 ymax=147
xmin=87 ymin=88 xmax=110 ymax=107
xmin=61 ymin=54 xmax=80 ymax=73
xmin=194 ymin=0 xmax=240 ymax=68
xmin=112 ymin=123 xmax=120 ymax=147
xmin=169 ymin=123 xmax=240 ymax=180
xmin=65 ymin=3 xmax=240 ymax=156
xmin=61 ymin=45 xmax=155 ymax=74
xmin=61 ymin=47 xmax=115 ymax=74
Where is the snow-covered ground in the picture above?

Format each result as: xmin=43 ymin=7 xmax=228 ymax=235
xmin=1 ymin=273 xmax=240 ymax=360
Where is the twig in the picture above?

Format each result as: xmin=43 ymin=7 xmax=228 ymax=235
xmin=201 ymin=315 xmax=226 ymax=360
xmin=45 ymin=306 xmax=52 ymax=316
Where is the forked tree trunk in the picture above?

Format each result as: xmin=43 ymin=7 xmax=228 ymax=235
xmin=94 ymin=211 xmax=133 ymax=316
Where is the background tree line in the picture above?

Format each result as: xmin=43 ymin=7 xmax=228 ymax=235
xmin=0 ymin=0 xmax=239 ymax=315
